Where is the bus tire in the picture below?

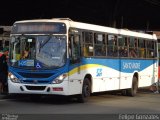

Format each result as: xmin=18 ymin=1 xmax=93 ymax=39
xmin=127 ymin=76 xmax=138 ymax=97
xmin=77 ymin=78 xmax=91 ymax=103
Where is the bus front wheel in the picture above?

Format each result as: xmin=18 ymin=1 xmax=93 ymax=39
xmin=77 ymin=78 xmax=91 ymax=103
xmin=127 ymin=76 xmax=138 ymax=97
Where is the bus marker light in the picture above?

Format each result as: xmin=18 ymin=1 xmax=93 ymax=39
xmin=20 ymin=86 xmax=24 ymax=91
xmin=52 ymin=87 xmax=63 ymax=91
xmin=47 ymin=87 xmax=50 ymax=92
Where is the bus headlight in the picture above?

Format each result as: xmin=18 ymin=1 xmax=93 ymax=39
xmin=52 ymin=73 xmax=67 ymax=84
xmin=8 ymin=72 xmax=20 ymax=83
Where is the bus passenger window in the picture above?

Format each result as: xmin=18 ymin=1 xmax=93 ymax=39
xmin=146 ymin=41 xmax=155 ymax=58
xmin=119 ymin=46 xmax=128 ymax=57
xmin=139 ymin=39 xmax=146 ymax=58
xmin=129 ymin=48 xmax=137 ymax=57
xmin=118 ymin=36 xmax=128 ymax=57
xmin=107 ymin=35 xmax=118 ymax=57
xmin=94 ymin=33 xmax=106 ymax=56
xmin=83 ymin=32 xmax=93 ymax=57
xmin=128 ymin=37 xmax=137 ymax=58
xmin=69 ymin=35 xmax=80 ymax=63
xmin=83 ymin=45 xmax=93 ymax=57
xmin=83 ymin=45 xmax=88 ymax=56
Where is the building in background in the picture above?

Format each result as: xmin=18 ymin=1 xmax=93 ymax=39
xmin=0 ymin=26 xmax=11 ymax=51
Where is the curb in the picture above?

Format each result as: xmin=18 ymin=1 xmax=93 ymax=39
xmin=0 ymin=94 xmax=8 ymax=99
xmin=0 ymin=93 xmax=12 ymax=99
xmin=138 ymin=87 xmax=151 ymax=93
xmin=138 ymin=87 xmax=160 ymax=94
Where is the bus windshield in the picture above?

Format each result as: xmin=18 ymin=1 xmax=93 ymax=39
xmin=9 ymin=35 xmax=67 ymax=69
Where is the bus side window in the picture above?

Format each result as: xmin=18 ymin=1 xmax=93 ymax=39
xmin=94 ymin=33 xmax=106 ymax=56
xmin=118 ymin=36 xmax=128 ymax=57
xmin=84 ymin=45 xmax=93 ymax=56
xmin=107 ymin=34 xmax=118 ymax=57
xmin=146 ymin=41 xmax=155 ymax=58
xmin=83 ymin=32 xmax=93 ymax=57
xmin=83 ymin=46 xmax=88 ymax=56
xmin=69 ymin=35 xmax=80 ymax=64
xmin=139 ymin=39 xmax=146 ymax=58
xmin=128 ymin=37 xmax=137 ymax=58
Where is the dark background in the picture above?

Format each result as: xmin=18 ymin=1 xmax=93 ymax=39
xmin=1 ymin=0 xmax=160 ymax=30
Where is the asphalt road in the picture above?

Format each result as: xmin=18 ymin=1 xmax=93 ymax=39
xmin=0 ymin=91 xmax=160 ymax=120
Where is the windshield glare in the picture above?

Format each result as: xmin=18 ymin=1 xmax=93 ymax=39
xmin=9 ymin=35 xmax=67 ymax=69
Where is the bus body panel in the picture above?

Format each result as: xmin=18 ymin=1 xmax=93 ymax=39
xmin=138 ymin=62 xmax=158 ymax=87
xmin=8 ymin=59 xmax=158 ymax=95
xmin=68 ymin=58 xmax=158 ymax=93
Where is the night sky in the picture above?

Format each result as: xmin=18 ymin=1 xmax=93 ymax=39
xmin=1 ymin=0 xmax=160 ymax=30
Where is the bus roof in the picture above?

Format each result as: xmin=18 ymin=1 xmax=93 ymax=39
xmin=14 ymin=18 xmax=157 ymax=40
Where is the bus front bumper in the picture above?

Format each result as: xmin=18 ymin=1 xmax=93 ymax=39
xmin=8 ymin=80 xmax=69 ymax=96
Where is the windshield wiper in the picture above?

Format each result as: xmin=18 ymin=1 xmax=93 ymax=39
xmin=39 ymin=35 xmax=52 ymax=50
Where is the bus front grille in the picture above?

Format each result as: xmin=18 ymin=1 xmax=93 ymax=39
xmin=22 ymin=80 xmax=50 ymax=84
xmin=25 ymin=86 xmax=46 ymax=91
xmin=18 ymin=72 xmax=53 ymax=78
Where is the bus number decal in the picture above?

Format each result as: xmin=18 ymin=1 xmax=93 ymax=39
xmin=18 ymin=60 xmax=34 ymax=67
xmin=18 ymin=60 xmax=27 ymax=66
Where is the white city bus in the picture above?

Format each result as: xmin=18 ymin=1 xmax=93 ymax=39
xmin=8 ymin=18 xmax=158 ymax=102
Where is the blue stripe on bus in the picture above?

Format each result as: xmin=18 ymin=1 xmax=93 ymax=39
xmin=80 ymin=58 xmax=157 ymax=73
xmin=9 ymin=58 xmax=157 ymax=82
